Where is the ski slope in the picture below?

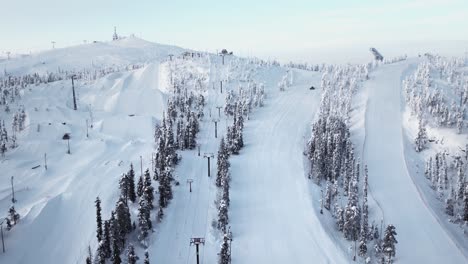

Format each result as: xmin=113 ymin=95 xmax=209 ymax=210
xmin=1 ymin=36 xmax=467 ymax=264
xmin=363 ymin=61 xmax=467 ymax=263
xmin=146 ymin=65 xmax=227 ymax=264
xmin=229 ymin=70 xmax=348 ymax=264
xmin=0 ymin=38 xmax=183 ymax=263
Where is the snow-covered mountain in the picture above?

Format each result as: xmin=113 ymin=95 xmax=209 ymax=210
xmin=0 ymin=37 xmax=467 ymax=264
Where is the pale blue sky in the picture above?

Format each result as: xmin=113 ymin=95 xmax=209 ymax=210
xmin=1 ymin=0 xmax=467 ymax=62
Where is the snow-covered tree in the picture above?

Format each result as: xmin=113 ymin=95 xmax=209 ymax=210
xmin=143 ymin=251 xmax=150 ymax=264
xmin=143 ymin=169 xmax=154 ymax=209
xmin=128 ymin=164 xmax=137 ymax=203
xmin=382 ymin=224 xmax=398 ymax=262
xmin=415 ymin=118 xmax=428 ymax=152
xmin=93 ymin=199 xmax=102 ymax=241
xmin=126 ymin=244 xmax=139 ymax=264
xmin=219 ymin=233 xmax=231 ymax=264
xmin=138 ymin=192 xmax=152 ymax=241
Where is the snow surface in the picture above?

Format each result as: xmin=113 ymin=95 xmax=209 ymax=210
xmin=1 ymin=37 xmax=467 ymax=264
xmin=229 ymin=69 xmax=348 ymax=263
xmin=0 ymin=38 xmax=183 ymax=263
xmin=362 ymin=60 xmax=467 ymax=263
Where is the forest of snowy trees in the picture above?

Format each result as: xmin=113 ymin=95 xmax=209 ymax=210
xmin=404 ymin=55 xmax=466 ymax=133
xmin=404 ymin=55 xmax=468 ymax=231
xmin=306 ymin=63 xmax=398 ymax=263
xmin=84 ymin=54 xmax=210 ymax=263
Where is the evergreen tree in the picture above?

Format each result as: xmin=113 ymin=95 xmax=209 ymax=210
xmin=128 ymin=164 xmax=137 ymax=203
xmin=464 ymin=186 xmax=468 ymax=222
xmin=382 ymin=224 xmax=398 ymax=262
xmin=219 ymin=233 xmax=231 ymax=264
xmin=143 ymin=169 xmax=155 ymax=209
xmin=126 ymin=244 xmax=139 ymax=264
xmin=456 ymin=163 xmax=465 ymax=202
xmin=85 ymin=245 xmax=92 ymax=264
xmin=95 ymin=197 xmax=103 ymax=242
xmin=344 ymin=163 xmax=360 ymax=241
xmin=115 ymin=198 xmax=132 ymax=248
xmin=119 ymin=173 xmax=129 ymax=204
xmin=144 ymin=251 xmax=150 ymax=264
xmin=216 ymin=138 xmax=230 ymax=188
xmin=415 ymin=119 xmax=428 ymax=152
xmin=96 ymin=241 xmax=107 ymax=264
xmin=8 ymin=205 xmax=20 ymax=225
xmin=103 ymin=220 xmax=112 ymax=258
xmin=324 ymin=181 xmax=332 ymax=210
xmin=137 ymin=175 xmax=144 ymax=197
xmin=159 ymin=169 xmax=173 ymax=208
xmin=362 ymin=166 xmax=369 ymax=240
xmin=138 ymin=192 xmax=152 ymax=241
xmin=217 ymin=199 xmax=229 ymax=232
xmin=111 ymin=238 xmax=122 ymax=264
xmin=445 ymin=196 xmax=455 ymax=216
xmin=358 ymin=237 xmax=367 ymax=257
xmin=336 ymin=207 xmax=344 ymax=231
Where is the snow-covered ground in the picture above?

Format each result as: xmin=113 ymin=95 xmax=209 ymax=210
xmin=362 ymin=60 xmax=467 ymax=263
xmin=0 ymin=37 xmax=466 ymax=264
xmin=0 ymin=38 xmax=184 ymax=263
xmin=229 ymin=69 xmax=348 ymax=263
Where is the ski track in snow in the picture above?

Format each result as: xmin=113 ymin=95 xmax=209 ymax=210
xmin=229 ymin=70 xmax=348 ymax=264
xmin=1 ymin=37 xmax=466 ymax=264
xmin=363 ymin=61 xmax=467 ymax=263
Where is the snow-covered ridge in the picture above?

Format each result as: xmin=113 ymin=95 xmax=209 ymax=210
xmin=0 ymin=36 xmax=187 ymax=76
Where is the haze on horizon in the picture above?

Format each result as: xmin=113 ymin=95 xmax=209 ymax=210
xmin=1 ymin=0 xmax=467 ymax=63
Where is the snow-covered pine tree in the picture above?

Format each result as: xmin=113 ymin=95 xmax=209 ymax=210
xmin=138 ymin=194 xmax=151 ymax=241
xmin=445 ymin=195 xmax=455 ymax=216
xmin=159 ymin=169 xmax=173 ymax=208
xmin=85 ymin=245 xmax=92 ymax=264
xmin=111 ymin=237 xmax=122 ymax=264
xmin=216 ymin=137 xmax=230 ymax=188
xmin=119 ymin=173 xmax=129 ymax=204
xmin=336 ymin=207 xmax=344 ymax=231
xmin=415 ymin=118 xmax=428 ymax=152
xmin=324 ymin=181 xmax=332 ymax=210
xmin=143 ymin=169 xmax=154 ymax=209
xmin=344 ymin=159 xmax=361 ymax=241
xmin=464 ymin=185 xmax=468 ymax=222
xmin=217 ymin=199 xmax=229 ymax=232
xmin=126 ymin=244 xmax=139 ymax=264
xmin=7 ymin=205 xmax=19 ymax=225
xmin=382 ymin=224 xmax=397 ymax=262
xmin=95 ymin=241 xmax=106 ymax=264
xmin=144 ymin=251 xmax=150 ymax=264
xmin=103 ymin=220 xmax=112 ymax=258
xmin=115 ymin=198 xmax=132 ymax=248
xmin=137 ymin=175 xmax=144 ymax=197
xmin=358 ymin=236 xmax=367 ymax=258
xmin=362 ymin=166 xmax=369 ymax=240
xmin=165 ymin=117 xmax=178 ymax=166
xmin=128 ymin=164 xmax=137 ymax=203
xmin=95 ymin=197 xmax=103 ymax=242
xmin=219 ymin=233 xmax=231 ymax=264
xmin=456 ymin=162 xmax=465 ymax=202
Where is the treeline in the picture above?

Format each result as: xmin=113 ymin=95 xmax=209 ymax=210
xmin=86 ymin=58 xmax=206 ymax=263
xmin=306 ymin=64 xmax=398 ymax=263
xmin=216 ymin=93 xmax=248 ymax=264
xmin=424 ymin=147 xmax=468 ymax=225
xmin=403 ymin=56 xmax=466 ymax=134
xmin=90 ymin=165 xmax=153 ymax=264
xmin=285 ymin=62 xmax=324 ymax=72
xmin=0 ymin=106 xmax=26 ymax=156
xmin=1 ymin=63 xmax=144 ymax=91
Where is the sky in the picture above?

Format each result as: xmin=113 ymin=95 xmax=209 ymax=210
xmin=1 ymin=0 xmax=467 ymax=63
